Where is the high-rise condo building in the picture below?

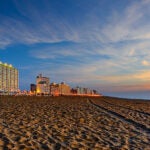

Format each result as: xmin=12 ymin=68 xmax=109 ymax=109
xmin=0 ymin=61 xmax=19 ymax=94
xmin=36 ymin=74 xmax=50 ymax=95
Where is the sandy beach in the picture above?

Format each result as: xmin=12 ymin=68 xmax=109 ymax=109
xmin=0 ymin=96 xmax=150 ymax=150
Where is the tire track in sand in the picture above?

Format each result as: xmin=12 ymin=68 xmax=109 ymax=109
xmin=88 ymin=99 xmax=150 ymax=135
xmin=102 ymin=97 xmax=150 ymax=116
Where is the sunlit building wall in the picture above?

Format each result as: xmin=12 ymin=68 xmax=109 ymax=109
xmin=75 ymin=87 xmax=96 ymax=95
xmin=83 ymin=88 xmax=91 ymax=94
xmin=50 ymin=82 xmax=59 ymax=96
xmin=76 ymin=87 xmax=84 ymax=94
xmin=50 ymin=82 xmax=71 ymax=95
xmin=36 ymin=74 xmax=50 ymax=95
xmin=0 ymin=61 xmax=19 ymax=94
xmin=60 ymin=82 xmax=71 ymax=95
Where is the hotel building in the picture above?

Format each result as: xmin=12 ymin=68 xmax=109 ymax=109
xmin=36 ymin=74 xmax=50 ymax=95
xmin=0 ymin=61 xmax=19 ymax=94
xmin=60 ymin=82 xmax=71 ymax=95
xmin=50 ymin=82 xmax=71 ymax=96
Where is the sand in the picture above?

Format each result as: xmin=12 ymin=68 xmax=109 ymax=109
xmin=0 ymin=96 xmax=150 ymax=150
xmin=92 ymin=97 xmax=150 ymax=129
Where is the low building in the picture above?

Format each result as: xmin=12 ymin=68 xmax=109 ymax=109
xmin=76 ymin=87 xmax=84 ymax=94
xmin=70 ymin=88 xmax=77 ymax=94
xmin=60 ymin=82 xmax=71 ymax=95
xmin=50 ymin=82 xmax=59 ymax=96
xmin=71 ymin=86 xmax=98 ymax=96
xmin=30 ymin=84 xmax=36 ymax=94
xmin=50 ymin=82 xmax=71 ymax=96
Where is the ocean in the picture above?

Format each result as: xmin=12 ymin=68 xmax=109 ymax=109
xmin=104 ymin=91 xmax=150 ymax=100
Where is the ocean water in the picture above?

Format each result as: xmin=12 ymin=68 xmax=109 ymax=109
xmin=104 ymin=91 xmax=150 ymax=100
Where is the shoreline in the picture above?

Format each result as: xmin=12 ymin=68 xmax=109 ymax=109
xmin=1 ymin=94 xmax=150 ymax=101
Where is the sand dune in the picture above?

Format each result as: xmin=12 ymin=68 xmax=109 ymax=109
xmin=0 ymin=96 xmax=149 ymax=149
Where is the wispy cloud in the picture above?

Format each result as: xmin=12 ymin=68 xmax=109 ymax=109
xmin=1 ymin=0 xmax=150 ymax=93
xmin=102 ymin=1 xmax=150 ymax=42
xmin=1 ymin=0 xmax=103 ymax=47
xmin=142 ymin=60 xmax=150 ymax=66
xmin=1 ymin=0 xmax=150 ymax=47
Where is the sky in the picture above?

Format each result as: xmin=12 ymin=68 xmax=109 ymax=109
xmin=1 ymin=0 xmax=150 ymax=98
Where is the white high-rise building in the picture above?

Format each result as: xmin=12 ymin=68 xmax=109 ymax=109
xmin=0 ymin=61 xmax=19 ymax=94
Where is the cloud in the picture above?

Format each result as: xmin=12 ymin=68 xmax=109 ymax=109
xmin=0 ymin=39 xmax=11 ymax=49
xmin=0 ymin=0 xmax=104 ymax=48
xmin=128 ymin=49 xmax=135 ymax=56
xmin=0 ymin=0 xmax=150 ymax=48
xmin=98 ymin=70 xmax=150 ymax=83
xmin=1 ymin=0 xmax=150 ymax=93
xmin=142 ymin=60 xmax=150 ymax=66
xmin=29 ymin=37 xmax=150 ymax=86
xmin=97 ymin=83 xmax=150 ymax=93
xmin=102 ymin=1 xmax=150 ymax=43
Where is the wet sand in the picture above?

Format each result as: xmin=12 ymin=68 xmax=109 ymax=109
xmin=0 ymin=96 xmax=150 ymax=150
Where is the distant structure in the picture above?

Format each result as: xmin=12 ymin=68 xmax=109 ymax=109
xmin=71 ymin=87 xmax=99 ymax=96
xmin=50 ymin=82 xmax=59 ymax=96
xmin=50 ymin=82 xmax=71 ymax=96
xmin=36 ymin=74 xmax=50 ymax=95
xmin=0 ymin=61 xmax=19 ymax=94
xmin=30 ymin=84 xmax=36 ymax=94
xmin=30 ymin=74 xmax=101 ymax=96
xmin=60 ymin=82 xmax=71 ymax=95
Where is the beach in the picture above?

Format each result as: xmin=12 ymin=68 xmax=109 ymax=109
xmin=0 ymin=96 xmax=150 ymax=150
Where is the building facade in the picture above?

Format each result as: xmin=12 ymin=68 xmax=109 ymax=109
xmin=50 ymin=82 xmax=71 ymax=96
xmin=50 ymin=82 xmax=59 ymax=96
xmin=30 ymin=84 xmax=36 ymax=94
xmin=60 ymin=82 xmax=71 ymax=95
xmin=0 ymin=61 xmax=19 ymax=94
xmin=73 ymin=86 xmax=97 ymax=95
xmin=36 ymin=74 xmax=50 ymax=95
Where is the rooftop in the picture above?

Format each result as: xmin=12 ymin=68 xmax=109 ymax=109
xmin=0 ymin=61 xmax=14 ymax=68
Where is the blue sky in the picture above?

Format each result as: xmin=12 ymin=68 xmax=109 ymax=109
xmin=1 ymin=0 xmax=150 ymax=96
